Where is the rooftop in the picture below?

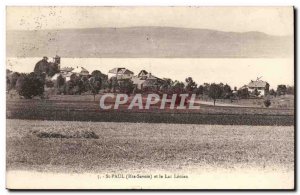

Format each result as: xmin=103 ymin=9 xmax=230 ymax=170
xmin=247 ymin=80 xmax=269 ymax=88
xmin=108 ymin=68 xmax=134 ymax=75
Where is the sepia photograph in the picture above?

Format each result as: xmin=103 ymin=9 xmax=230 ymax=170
xmin=5 ymin=6 xmax=294 ymax=189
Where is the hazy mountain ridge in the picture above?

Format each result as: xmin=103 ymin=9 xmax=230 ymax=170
xmin=7 ymin=26 xmax=293 ymax=58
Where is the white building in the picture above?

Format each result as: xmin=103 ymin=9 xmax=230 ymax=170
xmin=247 ymin=79 xmax=270 ymax=96
xmin=131 ymin=70 xmax=164 ymax=90
xmin=51 ymin=66 xmax=90 ymax=82
xmin=108 ymin=68 xmax=134 ymax=80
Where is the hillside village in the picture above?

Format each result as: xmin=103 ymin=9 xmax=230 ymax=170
xmin=6 ymin=56 xmax=294 ymax=107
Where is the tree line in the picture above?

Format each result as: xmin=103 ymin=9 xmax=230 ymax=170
xmin=6 ymin=69 xmax=294 ymax=103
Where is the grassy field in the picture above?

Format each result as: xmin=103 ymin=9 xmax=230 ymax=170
xmin=200 ymin=95 xmax=294 ymax=109
xmin=7 ymin=119 xmax=294 ymax=173
xmin=6 ymin=98 xmax=294 ymax=125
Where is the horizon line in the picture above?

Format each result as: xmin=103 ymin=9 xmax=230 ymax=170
xmin=6 ymin=26 xmax=293 ymax=37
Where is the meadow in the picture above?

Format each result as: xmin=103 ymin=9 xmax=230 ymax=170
xmin=6 ymin=97 xmax=294 ymax=126
xmin=7 ymin=119 xmax=294 ymax=173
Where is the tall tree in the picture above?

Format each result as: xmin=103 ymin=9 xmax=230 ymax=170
xmin=34 ymin=57 xmax=49 ymax=76
xmin=208 ymin=83 xmax=223 ymax=106
xmin=222 ymin=84 xmax=232 ymax=99
xmin=89 ymin=77 xmax=102 ymax=101
xmin=7 ymin=72 xmax=20 ymax=91
xmin=185 ymin=77 xmax=197 ymax=93
xmin=277 ymin=85 xmax=287 ymax=96
xmin=56 ymin=74 xmax=65 ymax=88
xmin=161 ymin=78 xmax=173 ymax=92
xmin=237 ymin=88 xmax=249 ymax=99
xmin=203 ymin=83 xmax=211 ymax=95
xmin=48 ymin=62 xmax=60 ymax=77
xmin=269 ymin=89 xmax=276 ymax=96
xmin=286 ymin=86 xmax=294 ymax=95
xmin=55 ymin=74 xmax=65 ymax=94
xmin=171 ymin=80 xmax=185 ymax=93
xmin=108 ymin=77 xmax=119 ymax=93
xmin=119 ymin=79 xmax=134 ymax=95
xmin=196 ymin=85 xmax=204 ymax=96
xmin=91 ymin=70 xmax=108 ymax=88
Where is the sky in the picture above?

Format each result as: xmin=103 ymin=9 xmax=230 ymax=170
xmin=6 ymin=6 xmax=293 ymax=36
xmin=6 ymin=7 xmax=294 ymax=87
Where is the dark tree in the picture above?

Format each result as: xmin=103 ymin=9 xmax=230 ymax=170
xmin=119 ymin=79 xmax=134 ymax=95
xmin=171 ymin=80 xmax=185 ymax=93
xmin=91 ymin=70 xmax=108 ymax=88
xmin=185 ymin=77 xmax=197 ymax=93
xmin=196 ymin=85 xmax=204 ymax=96
xmin=277 ymin=85 xmax=287 ymax=96
xmin=286 ymin=86 xmax=294 ymax=95
xmin=55 ymin=74 xmax=65 ymax=94
xmin=6 ymin=76 xmax=10 ymax=92
xmin=269 ymin=89 xmax=276 ymax=96
xmin=34 ymin=56 xmax=60 ymax=77
xmin=203 ymin=83 xmax=211 ymax=95
xmin=34 ymin=57 xmax=49 ymax=75
xmin=66 ymin=81 xmax=80 ymax=95
xmin=89 ymin=77 xmax=102 ymax=101
xmin=77 ymin=79 xmax=85 ymax=94
xmin=65 ymin=73 xmax=82 ymax=95
xmin=17 ymin=73 xmax=44 ymax=99
xmin=81 ymin=76 xmax=91 ymax=92
xmin=208 ymin=83 xmax=223 ymax=106
xmin=15 ymin=74 xmax=26 ymax=92
xmin=237 ymin=88 xmax=249 ymax=99
xmin=7 ymin=72 xmax=20 ymax=90
xmin=222 ymin=84 xmax=232 ymax=99
xmin=108 ymin=77 xmax=119 ymax=93
xmin=91 ymin=70 xmax=102 ymax=79
xmin=6 ymin=69 xmax=12 ymax=74
xmin=45 ymin=80 xmax=54 ymax=88
xmin=56 ymin=74 xmax=65 ymax=88
xmin=160 ymin=78 xmax=173 ymax=92
xmin=48 ymin=62 xmax=60 ymax=77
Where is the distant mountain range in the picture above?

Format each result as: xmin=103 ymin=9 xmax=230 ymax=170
xmin=7 ymin=26 xmax=293 ymax=58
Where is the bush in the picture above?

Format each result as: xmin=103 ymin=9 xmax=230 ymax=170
xmin=237 ymin=88 xmax=249 ymax=99
xmin=208 ymin=83 xmax=223 ymax=106
xmin=17 ymin=73 xmax=44 ymax=99
xmin=31 ymin=130 xmax=99 ymax=139
xmin=7 ymin=72 xmax=20 ymax=91
xmin=119 ymin=79 xmax=135 ymax=94
xmin=264 ymin=99 xmax=271 ymax=108
xmin=45 ymin=80 xmax=54 ymax=88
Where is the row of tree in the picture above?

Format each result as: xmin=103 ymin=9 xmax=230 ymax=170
xmin=6 ymin=69 xmax=134 ymax=100
xmin=7 ymin=69 xmax=294 ymax=103
xmin=270 ymin=85 xmax=294 ymax=96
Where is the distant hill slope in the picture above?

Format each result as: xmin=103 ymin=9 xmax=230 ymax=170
xmin=6 ymin=27 xmax=293 ymax=58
